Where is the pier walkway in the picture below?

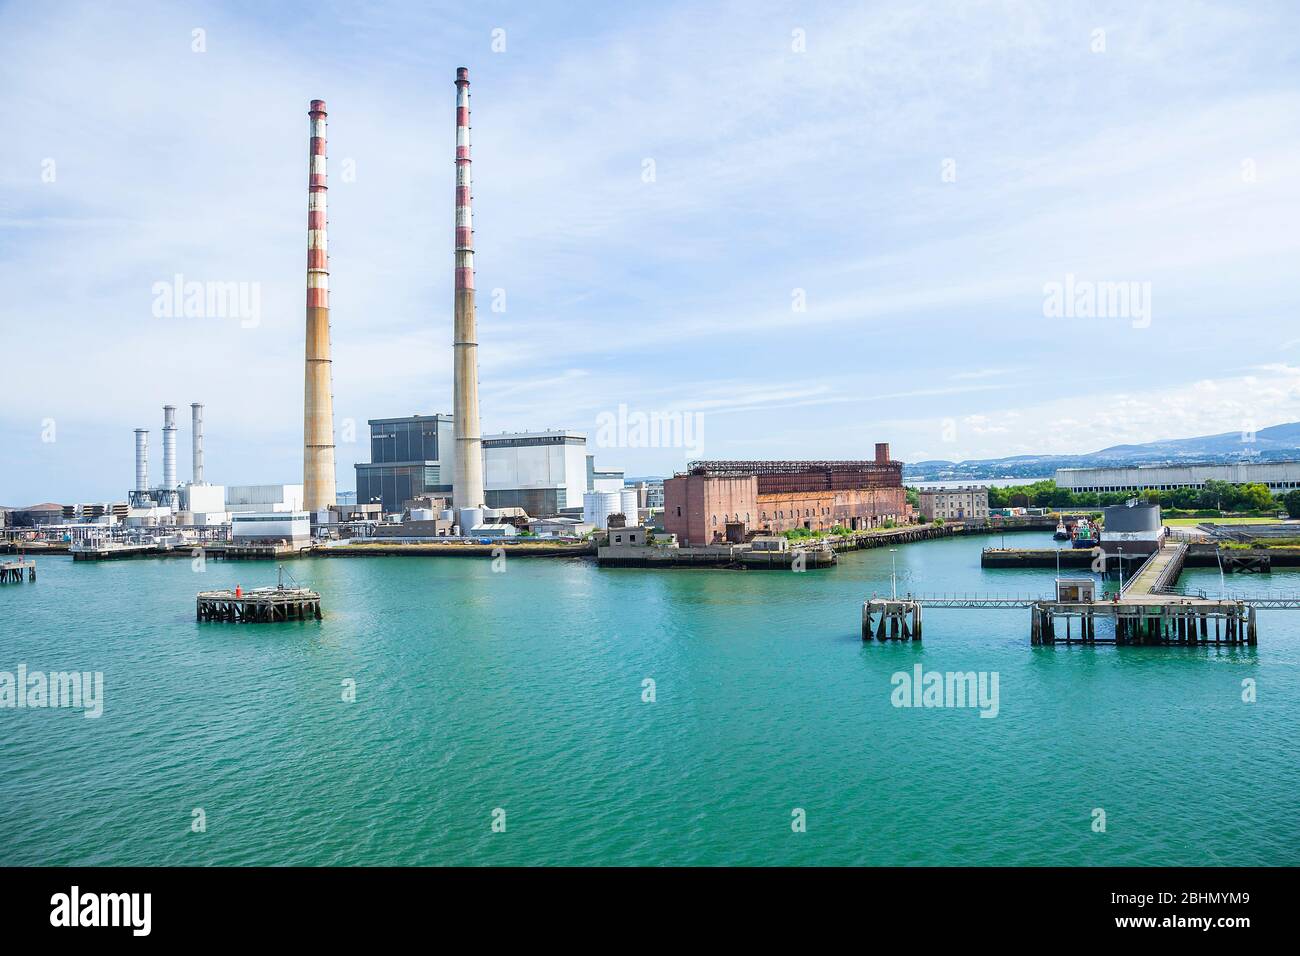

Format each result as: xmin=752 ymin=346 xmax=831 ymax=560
xmin=1122 ymin=540 xmax=1187 ymax=597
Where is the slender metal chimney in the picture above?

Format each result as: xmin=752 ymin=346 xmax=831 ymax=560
xmin=162 ymin=404 xmax=178 ymax=489
xmin=191 ymin=402 xmax=205 ymax=484
xmin=452 ymin=67 xmax=484 ymax=516
xmin=303 ymin=98 xmax=337 ymax=513
xmin=134 ymin=429 xmax=149 ymax=492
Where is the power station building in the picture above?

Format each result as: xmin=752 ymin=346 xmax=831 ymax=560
xmin=128 ymin=403 xmax=229 ymax=525
xmin=483 ymin=431 xmax=588 ymax=515
xmin=663 ymin=444 xmax=909 ymax=546
xmin=354 ymin=414 xmax=455 ymax=512
xmin=354 ymin=416 xmax=618 ymax=515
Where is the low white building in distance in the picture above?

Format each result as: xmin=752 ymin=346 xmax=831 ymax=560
xmin=527 ymin=516 xmax=593 ymax=538
xmin=1057 ymin=460 xmax=1300 ymax=493
xmin=918 ymin=485 xmax=989 ymax=522
xmin=231 ymin=511 xmax=310 ymax=546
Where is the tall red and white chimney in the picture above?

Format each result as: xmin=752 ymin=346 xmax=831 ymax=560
xmin=303 ymin=98 xmax=336 ymax=513
xmin=452 ymin=68 xmax=484 ymax=519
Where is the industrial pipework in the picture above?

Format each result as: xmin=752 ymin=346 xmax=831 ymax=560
xmin=451 ymin=67 xmax=485 ymax=520
xmin=303 ymin=98 xmax=337 ymax=512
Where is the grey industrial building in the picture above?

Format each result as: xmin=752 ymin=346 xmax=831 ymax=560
xmin=354 ymin=414 xmax=455 ymax=513
xmin=1057 ymin=460 xmax=1300 ymax=494
xmin=354 ymin=415 xmax=622 ymax=516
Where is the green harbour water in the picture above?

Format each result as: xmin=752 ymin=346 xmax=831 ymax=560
xmin=2 ymin=530 xmax=1296 ymax=866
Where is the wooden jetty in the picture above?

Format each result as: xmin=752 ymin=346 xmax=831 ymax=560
xmin=197 ymin=586 xmax=322 ymax=622
xmin=197 ymin=569 xmax=321 ymax=623
xmin=0 ymin=559 xmax=36 ymax=583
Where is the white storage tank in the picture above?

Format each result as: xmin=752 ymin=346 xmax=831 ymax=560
xmin=457 ymin=507 xmax=484 ymax=534
xmin=619 ymin=489 xmax=639 ymax=526
xmin=583 ymin=491 xmax=621 ymax=528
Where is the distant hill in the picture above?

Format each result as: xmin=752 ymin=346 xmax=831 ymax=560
xmin=906 ymin=422 xmax=1300 ymax=480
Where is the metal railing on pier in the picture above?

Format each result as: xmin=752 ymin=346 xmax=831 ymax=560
xmin=901 ymin=592 xmax=1048 ymax=608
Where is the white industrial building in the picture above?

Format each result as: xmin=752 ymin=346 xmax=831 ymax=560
xmin=482 ymin=431 xmax=589 ymax=516
xmin=226 ymin=484 xmax=305 ymax=514
xmin=231 ymin=511 xmax=310 ymax=546
xmin=586 ymin=454 xmax=625 ymax=494
xmin=1057 ymin=461 xmax=1300 ymax=494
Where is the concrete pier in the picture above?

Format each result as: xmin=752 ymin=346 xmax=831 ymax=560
xmin=862 ymin=599 xmax=923 ymax=641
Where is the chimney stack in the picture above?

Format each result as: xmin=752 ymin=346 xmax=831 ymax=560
xmin=875 ymin=442 xmax=891 ymax=465
xmin=162 ymin=405 xmax=178 ymax=489
xmin=134 ymin=429 xmax=149 ymax=492
xmin=452 ymin=67 xmax=485 ymax=518
xmin=191 ymin=402 xmax=205 ymax=484
xmin=303 ymin=98 xmax=337 ymax=512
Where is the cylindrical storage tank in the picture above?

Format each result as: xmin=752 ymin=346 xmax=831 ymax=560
xmin=440 ymin=509 xmax=455 ymax=523
xmin=134 ymin=429 xmax=149 ymax=491
xmin=619 ymin=489 xmax=639 ymax=526
xmin=457 ymin=507 xmax=484 ymax=534
xmin=1103 ymin=503 xmax=1162 ymax=533
xmin=409 ymin=508 xmax=435 ymax=522
xmin=583 ymin=491 xmax=620 ymax=528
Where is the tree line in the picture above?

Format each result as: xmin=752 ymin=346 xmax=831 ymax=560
xmin=960 ymin=479 xmax=1300 ymax=517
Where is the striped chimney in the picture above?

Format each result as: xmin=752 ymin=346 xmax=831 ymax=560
xmin=452 ymin=67 xmax=485 ymax=514
xmin=303 ymin=98 xmax=337 ymax=513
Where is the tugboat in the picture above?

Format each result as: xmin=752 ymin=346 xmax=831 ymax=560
xmin=1071 ymin=518 xmax=1097 ymax=549
xmin=1054 ymin=518 xmax=1070 ymax=541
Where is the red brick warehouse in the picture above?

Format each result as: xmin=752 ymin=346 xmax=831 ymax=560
xmin=663 ymin=443 xmax=911 ymax=546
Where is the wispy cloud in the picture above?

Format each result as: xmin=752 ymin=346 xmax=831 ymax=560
xmin=1 ymin=0 xmax=1298 ymax=501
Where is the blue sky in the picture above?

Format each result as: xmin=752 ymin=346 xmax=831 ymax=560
xmin=2 ymin=0 xmax=1299 ymax=505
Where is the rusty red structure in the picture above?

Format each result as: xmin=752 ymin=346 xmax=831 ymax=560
xmin=664 ymin=444 xmax=909 ymax=545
